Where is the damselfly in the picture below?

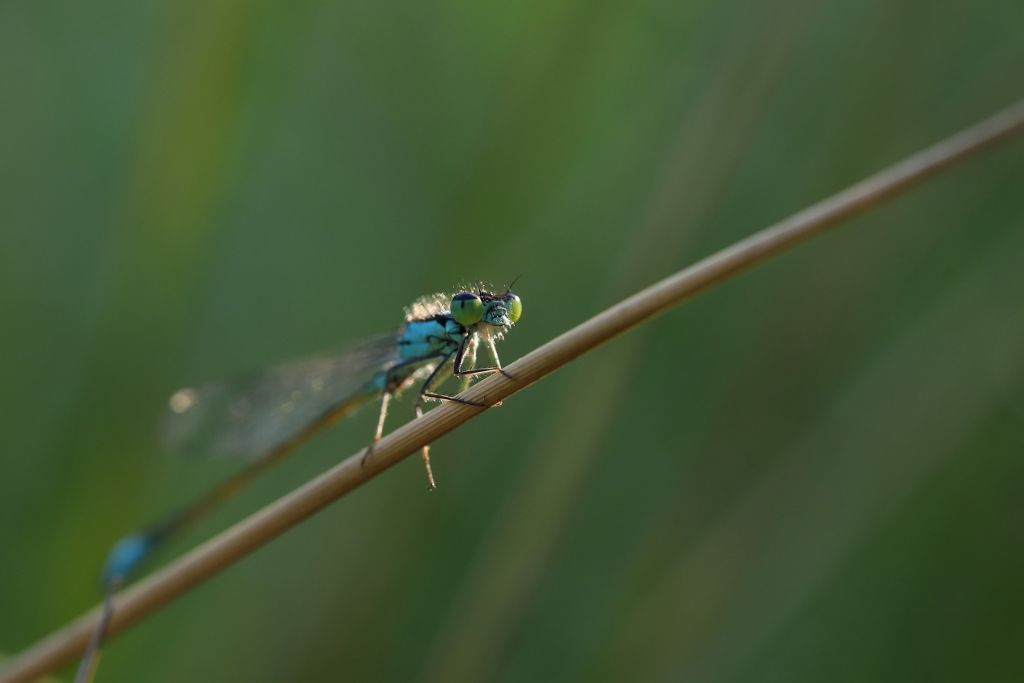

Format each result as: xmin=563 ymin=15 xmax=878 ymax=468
xmin=73 ymin=286 xmax=521 ymax=683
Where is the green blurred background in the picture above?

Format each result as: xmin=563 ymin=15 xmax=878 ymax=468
xmin=2 ymin=0 xmax=1024 ymax=681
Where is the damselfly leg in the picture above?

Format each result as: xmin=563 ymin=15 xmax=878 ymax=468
xmin=361 ymin=352 xmax=443 ymax=468
xmin=484 ymin=337 xmax=516 ymax=380
xmin=413 ymin=405 xmax=436 ymax=489
xmin=418 ymin=350 xmax=489 ymax=406
xmin=374 ymin=392 xmax=391 ymax=444
xmin=451 ymin=331 xmax=515 ymax=381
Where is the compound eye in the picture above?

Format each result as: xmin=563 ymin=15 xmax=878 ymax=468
xmin=451 ymin=292 xmax=483 ymax=325
xmin=506 ymin=293 xmax=522 ymax=323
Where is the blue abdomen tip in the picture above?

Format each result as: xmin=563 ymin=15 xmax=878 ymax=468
xmin=101 ymin=533 xmax=155 ymax=585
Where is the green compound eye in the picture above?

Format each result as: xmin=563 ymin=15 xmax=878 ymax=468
xmin=506 ymin=293 xmax=522 ymax=323
xmin=451 ymin=292 xmax=483 ymax=325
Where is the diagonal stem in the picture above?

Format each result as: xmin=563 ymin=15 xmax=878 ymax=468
xmin=3 ymin=97 xmax=1024 ymax=683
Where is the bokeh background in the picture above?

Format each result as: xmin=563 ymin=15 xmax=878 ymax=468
xmin=3 ymin=0 xmax=1024 ymax=681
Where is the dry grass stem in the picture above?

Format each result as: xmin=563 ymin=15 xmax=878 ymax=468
xmin=3 ymin=98 xmax=1024 ymax=683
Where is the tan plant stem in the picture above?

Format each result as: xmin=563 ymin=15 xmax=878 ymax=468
xmin=3 ymin=98 xmax=1024 ymax=683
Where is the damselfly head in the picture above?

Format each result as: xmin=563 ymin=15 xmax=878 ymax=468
xmin=450 ymin=289 xmax=521 ymax=327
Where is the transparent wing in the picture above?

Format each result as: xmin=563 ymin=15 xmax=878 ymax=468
xmin=161 ymin=333 xmax=399 ymax=460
